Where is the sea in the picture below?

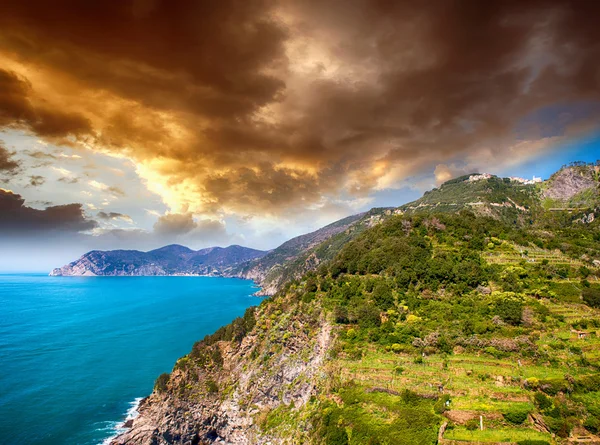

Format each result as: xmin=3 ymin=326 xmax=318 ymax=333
xmin=0 ymin=273 xmax=259 ymax=445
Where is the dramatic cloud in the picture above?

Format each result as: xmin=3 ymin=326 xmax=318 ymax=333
xmin=0 ymin=141 xmax=20 ymax=174
xmin=0 ymin=188 xmax=97 ymax=233
xmin=0 ymin=0 xmax=598 ymax=222
xmin=0 ymin=69 xmax=92 ymax=140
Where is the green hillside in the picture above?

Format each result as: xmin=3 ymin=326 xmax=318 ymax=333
xmin=248 ymin=209 xmax=600 ymax=444
xmin=116 ymin=164 xmax=600 ymax=445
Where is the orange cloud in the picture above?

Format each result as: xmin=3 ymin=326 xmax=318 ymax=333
xmin=0 ymin=0 xmax=598 ymax=221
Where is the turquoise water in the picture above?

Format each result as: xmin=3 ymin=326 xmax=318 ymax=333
xmin=0 ymin=274 xmax=258 ymax=445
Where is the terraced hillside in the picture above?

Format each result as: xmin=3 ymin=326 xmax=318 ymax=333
xmin=116 ymin=204 xmax=600 ymax=444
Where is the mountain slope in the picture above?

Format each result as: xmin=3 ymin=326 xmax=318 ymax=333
xmin=232 ymin=208 xmax=395 ymax=294
xmin=398 ymin=164 xmax=599 ymax=222
xmin=112 ymin=184 xmax=600 ymax=445
xmin=50 ymin=244 xmax=267 ymax=276
xmin=541 ymin=163 xmax=600 ymax=208
xmin=112 ymin=163 xmax=600 ymax=445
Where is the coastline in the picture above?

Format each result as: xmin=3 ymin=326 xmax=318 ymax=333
xmin=98 ymin=275 xmax=266 ymax=443
xmin=100 ymin=397 xmax=144 ymax=445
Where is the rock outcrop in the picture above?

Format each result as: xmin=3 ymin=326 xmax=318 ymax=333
xmin=542 ymin=165 xmax=598 ymax=202
xmin=111 ymin=294 xmax=332 ymax=445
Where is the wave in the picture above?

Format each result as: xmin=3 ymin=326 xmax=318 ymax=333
xmin=98 ymin=397 xmax=143 ymax=445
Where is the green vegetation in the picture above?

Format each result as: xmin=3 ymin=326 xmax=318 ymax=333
xmin=152 ymin=164 xmax=600 ymax=444
xmin=154 ymin=372 xmax=170 ymax=393
xmin=290 ymin=207 xmax=599 ymax=443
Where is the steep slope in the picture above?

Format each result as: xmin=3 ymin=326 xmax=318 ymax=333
xmin=113 ymin=205 xmax=600 ymax=445
xmin=50 ymin=244 xmax=267 ymax=276
xmin=541 ymin=163 xmax=600 ymax=208
xmin=398 ymin=173 xmax=540 ymax=222
xmin=232 ymin=209 xmax=394 ymax=294
xmin=398 ymin=164 xmax=599 ymax=223
xmin=113 ymin=165 xmax=600 ymax=445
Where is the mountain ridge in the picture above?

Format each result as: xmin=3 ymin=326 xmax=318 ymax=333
xmin=50 ymin=244 xmax=268 ymax=277
xmin=52 ymin=164 xmax=599 ymax=294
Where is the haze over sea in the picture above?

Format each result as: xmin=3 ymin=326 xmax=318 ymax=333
xmin=0 ymin=274 xmax=258 ymax=445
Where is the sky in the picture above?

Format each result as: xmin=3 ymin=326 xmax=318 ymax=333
xmin=0 ymin=0 xmax=599 ymax=271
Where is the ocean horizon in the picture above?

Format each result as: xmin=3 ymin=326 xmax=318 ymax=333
xmin=0 ymin=273 xmax=258 ymax=445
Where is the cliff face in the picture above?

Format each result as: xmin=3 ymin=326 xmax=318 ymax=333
xmin=112 ymin=293 xmax=332 ymax=445
xmin=50 ymin=245 xmax=267 ymax=277
xmin=542 ymin=164 xmax=599 ymax=204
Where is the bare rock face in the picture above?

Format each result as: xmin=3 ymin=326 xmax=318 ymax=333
xmin=111 ymin=297 xmax=332 ymax=445
xmin=542 ymin=166 xmax=598 ymax=202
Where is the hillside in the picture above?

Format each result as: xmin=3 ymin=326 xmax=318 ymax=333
xmin=399 ymin=164 xmax=599 ymax=223
xmin=541 ymin=163 xmax=600 ymax=209
xmin=231 ymin=208 xmax=394 ymax=294
xmin=50 ymin=244 xmax=267 ymax=276
xmin=113 ymin=164 xmax=600 ymax=445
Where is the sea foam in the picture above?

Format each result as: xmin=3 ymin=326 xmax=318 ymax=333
xmin=99 ymin=397 xmax=143 ymax=445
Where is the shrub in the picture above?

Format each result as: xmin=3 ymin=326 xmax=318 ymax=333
xmin=525 ymin=377 xmax=539 ymax=389
xmin=495 ymin=297 xmax=523 ymax=325
xmin=333 ymin=306 xmax=349 ymax=324
xmin=503 ymin=409 xmax=529 ymax=424
xmin=574 ymin=374 xmax=600 ymax=392
xmin=355 ymin=304 xmax=382 ymax=328
xmin=584 ymin=416 xmax=600 ymax=434
xmin=434 ymin=395 xmax=450 ymax=414
xmin=545 ymin=417 xmax=573 ymax=438
xmin=465 ymin=418 xmax=479 ymax=430
xmin=484 ymin=346 xmax=507 ymax=359
xmin=325 ymin=426 xmax=348 ymax=445
xmin=372 ymin=283 xmax=394 ymax=309
xmin=583 ymin=288 xmax=600 ymax=308
xmin=534 ymin=392 xmax=552 ymax=411
xmin=206 ymin=379 xmax=219 ymax=393
xmin=154 ymin=372 xmax=170 ymax=393
xmin=539 ymin=378 xmax=568 ymax=395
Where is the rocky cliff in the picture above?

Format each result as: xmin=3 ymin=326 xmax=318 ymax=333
xmin=50 ymin=244 xmax=267 ymax=277
xmin=112 ymin=293 xmax=332 ymax=445
xmin=541 ymin=163 xmax=599 ymax=205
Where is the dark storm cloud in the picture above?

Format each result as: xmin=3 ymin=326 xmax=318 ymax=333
xmin=0 ymin=189 xmax=97 ymax=233
xmin=0 ymin=141 xmax=20 ymax=174
xmin=0 ymin=69 xmax=92 ymax=138
xmin=0 ymin=0 xmax=598 ymax=216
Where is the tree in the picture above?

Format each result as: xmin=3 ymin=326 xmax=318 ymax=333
xmin=583 ymin=288 xmax=600 ymax=308
xmin=494 ymin=295 xmax=523 ymax=325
